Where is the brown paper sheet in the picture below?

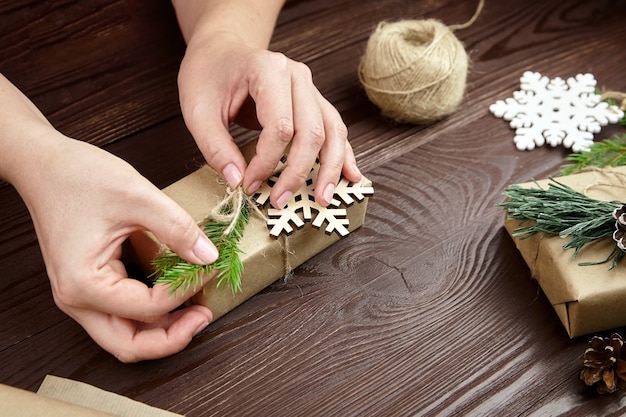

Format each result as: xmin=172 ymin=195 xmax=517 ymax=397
xmin=129 ymin=146 xmax=371 ymax=320
xmin=504 ymin=167 xmax=626 ymax=337
xmin=37 ymin=375 xmax=182 ymax=417
xmin=0 ymin=375 xmax=181 ymax=417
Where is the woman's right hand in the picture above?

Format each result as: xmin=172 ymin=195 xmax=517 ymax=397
xmin=1 ymin=74 xmax=217 ymax=362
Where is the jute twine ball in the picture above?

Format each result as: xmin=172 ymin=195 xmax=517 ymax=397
xmin=358 ymin=19 xmax=469 ymax=124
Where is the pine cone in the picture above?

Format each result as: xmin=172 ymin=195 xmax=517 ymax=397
xmin=613 ymin=205 xmax=626 ymax=251
xmin=581 ymin=333 xmax=626 ymax=394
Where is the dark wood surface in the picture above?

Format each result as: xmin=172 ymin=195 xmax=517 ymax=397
xmin=2 ymin=0 xmax=626 ymax=415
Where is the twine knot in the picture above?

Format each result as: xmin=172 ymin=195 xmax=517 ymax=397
xmin=210 ymin=186 xmax=294 ymax=280
xmin=209 ymin=186 xmax=265 ymax=237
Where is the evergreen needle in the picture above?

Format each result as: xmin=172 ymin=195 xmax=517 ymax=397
xmin=501 ymin=179 xmax=623 ymax=267
xmin=560 ymin=92 xmax=626 ymax=175
xmin=560 ymin=135 xmax=626 ymax=176
xmin=151 ymin=199 xmax=250 ymax=296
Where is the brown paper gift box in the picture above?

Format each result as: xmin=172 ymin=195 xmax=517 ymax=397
xmin=129 ymin=152 xmax=372 ymax=321
xmin=503 ymin=167 xmax=626 ymax=338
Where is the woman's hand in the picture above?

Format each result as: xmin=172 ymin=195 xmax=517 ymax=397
xmin=173 ymin=0 xmax=362 ymax=209
xmin=5 ymin=125 xmax=218 ymax=362
xmin=18 ymin=133 xmax=217 ymax=362
xmin=1 ymin=72 xmax=218 ymax=363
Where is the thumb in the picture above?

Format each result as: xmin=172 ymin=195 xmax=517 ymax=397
xmin=183 ymin=105 xmax=248 ymax=190
xmin=143 ymin=194 xmax=218 ymax=266
xmin=196 ymin=125 xmax=248 ymax=190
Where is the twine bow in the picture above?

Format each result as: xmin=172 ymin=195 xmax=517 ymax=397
xmin=210 ymin=186 xmax=266 ymax=237
xmin=209 ymin=186 xmax=294 ymax=280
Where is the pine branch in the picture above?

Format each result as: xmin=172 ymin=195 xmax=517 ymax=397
xmin=151 ymin=199 xmax=250 ymax=295
xmin=560 ymin=135 xmax=626 ymax=176
xmin=561 ymin=94 xmax=626 ymax=175
xmin=501 ymin=179 xmax=623 ymax=267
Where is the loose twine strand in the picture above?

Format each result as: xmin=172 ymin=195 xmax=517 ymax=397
xmin=449 ymin=0 xmax=485 ymax=31
xmin=581 ymin=167 xmax=626 ymax=198
xmin=601 ymin=91 xmax=626 ymax=111
xmin=210 ymin=186 xmax=294 ymax=280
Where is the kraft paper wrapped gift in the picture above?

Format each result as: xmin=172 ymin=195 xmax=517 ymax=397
xmin=129 ymin=149 xmax=372 ymax=321
xmin=0 ymin=375 xmax=181 ymax=417
xmin=503 ymin=167 xmax=626 ymax=338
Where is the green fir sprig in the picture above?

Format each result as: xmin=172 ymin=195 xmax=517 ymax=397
xmin=559 ymin=92 xmax=625 ymax=175
xmin=561 ymin=135 xmax=626 ymax=176
xmin=501 ymin=179 xmax=624 ymax=267
xmin=151 ymin=199 xmax=250 ymax=295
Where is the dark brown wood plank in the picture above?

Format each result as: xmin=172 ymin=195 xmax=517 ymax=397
xmin=0 ymin=0 xmax=185 ymax=148
xmin=1 ymin=0 xmax=626 ymax=415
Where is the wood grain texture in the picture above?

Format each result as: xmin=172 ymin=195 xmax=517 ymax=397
xmin=1 ymin=0 xmax=626 ymax=415
xmin=0 ymin=0 xmax=185 ymax=149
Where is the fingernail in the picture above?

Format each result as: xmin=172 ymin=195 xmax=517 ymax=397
xmin=276 ymin=191 xmax=293 ymax=209
xmin=193 ymin=236 xmax=218 ymax=264
xmin=193 ymin=321 xmax=209 ymax=337
xmin=248 ymin=180 xmax=262 ymax=194
xmin=323 ymin=183 xmax=335 ymax=206
xmin=222 ymin=164 xmax=243 ymax=188
xmin=352 ymin=163 xmax=362 ymax=177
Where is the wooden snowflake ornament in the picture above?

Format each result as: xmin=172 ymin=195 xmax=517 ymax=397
xmin=489 ymin=71 xmax=624 ymax=152
xmin=252 ymin=163 xmax=374 ymax=237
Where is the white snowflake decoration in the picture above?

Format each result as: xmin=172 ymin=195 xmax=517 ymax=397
xmin=252 ymin=163 xmax=374 ymax=237
xmin=489 ymin=71 xmax=624 ymax=152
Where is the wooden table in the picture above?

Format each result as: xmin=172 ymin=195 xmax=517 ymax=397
xmin=2 ymin=0 xmax=626 ymax=415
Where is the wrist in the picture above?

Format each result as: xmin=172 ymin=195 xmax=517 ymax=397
xmin=185 ymin=29 xmax=248 ymax=54
xmin=1 ymin=126 xmax=69 ymax=197
xmin=0 ymin=73 xmax=63 ymax=186
xmin=173 ymin=0 xmax=283 ymax=49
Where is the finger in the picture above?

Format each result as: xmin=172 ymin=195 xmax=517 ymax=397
xmin=341 ymin=139 xmax=363 ymax=183
xmin=267 ymin=62 xmax=326 ymax=208
xmin=70 ymin=305 xmax=212 ymax=363
xmin=195 ymin=121 xmax=247 ymax=190
xmin=55 ymin=263 xmax=213 ymax=323
xmin=109 ymin=257 xmax=127 ymax=277
xmin=182 ymin=94 xmax=248 ymax=189
xmin=314 ymin=95 xmax=349 ymax=206
xmin=243 ymin=53 xmax=295 ymax=197
xmin=135 ymin=185 xmax=218 ymax=266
